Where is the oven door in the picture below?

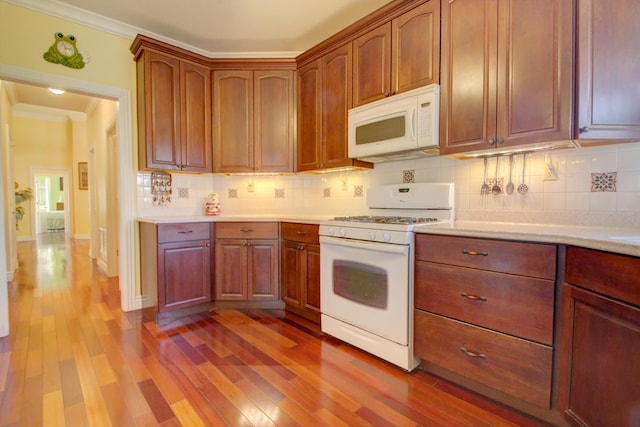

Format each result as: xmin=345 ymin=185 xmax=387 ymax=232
xmin=320 ymin=235 xmax=411 ymax=345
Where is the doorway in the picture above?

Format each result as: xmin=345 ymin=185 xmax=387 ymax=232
xmin=0 ymin=64 xmax=138 ymax=338
xmin=32 ymin=170 xmax=71 ymax=235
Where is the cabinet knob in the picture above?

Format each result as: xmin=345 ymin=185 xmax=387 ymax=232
xmin=487 ymin=139 xmax=496 ymax=145
xmin=496 ymin=137 xmax=504 ymax=145
xmin=205 ymin=243 xmax=210 ymax=247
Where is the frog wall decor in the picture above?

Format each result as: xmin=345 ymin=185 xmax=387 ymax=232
xmin=43 ymin=32 xmax=89 ymax=69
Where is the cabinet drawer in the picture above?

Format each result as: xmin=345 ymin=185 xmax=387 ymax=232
xmin=415 ymin=261 xmax=554 ymax=345
xmin=414 ymin=310 xmax=552 ymax=408
xmin=157 ymin=222 xmax=211 ymax=243
xmin=566 ymin=246 xmax=640 ymax=307
xmin=415 ymin=234 xmax=556 ymax=279
xmin=280 ymin=222 xmax=319 ymax=244
xmin=215 ymin=222 xmax=278 ymax=239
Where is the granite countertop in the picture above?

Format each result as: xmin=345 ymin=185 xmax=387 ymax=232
xmin=137 ymin=214 xmax=330 ymax=225
xmin=414 ymin=220 xmax=640 ymax=257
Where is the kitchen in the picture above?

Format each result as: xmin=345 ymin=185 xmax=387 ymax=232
xmin=2 ymin=0 xmax=640 ymax=426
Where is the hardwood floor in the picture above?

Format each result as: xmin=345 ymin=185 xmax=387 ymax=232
xmin=0 ymin=234 xmax=551 ymax=426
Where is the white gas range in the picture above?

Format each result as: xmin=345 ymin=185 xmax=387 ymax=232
xmin=319 ymin=183 xmax=454 ymax=371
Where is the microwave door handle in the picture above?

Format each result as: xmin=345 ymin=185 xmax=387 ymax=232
xmin=411 ymin=109 xmax=417 ymax=141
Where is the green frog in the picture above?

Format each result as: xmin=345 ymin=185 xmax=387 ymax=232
xmin=43 ymin=32 xmax=86 ymax=69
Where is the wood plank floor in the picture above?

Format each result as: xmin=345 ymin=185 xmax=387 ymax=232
xmin=0 ymin=234 xmax=552 ymax=426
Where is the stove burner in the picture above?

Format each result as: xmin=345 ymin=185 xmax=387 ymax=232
xmin=331 ymin=215 xmax=439 ymax=225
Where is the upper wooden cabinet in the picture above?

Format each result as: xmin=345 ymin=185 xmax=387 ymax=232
xmin=131 ymin=36 xmax=212 ymax=172
xmin=575 ymin=0 xmax=640 ymax=142
xmin=297 ymin=44 xmax=372 ymax=172
xmin=439 ymin=0 xmax=573 ymax=155
xmin=213 ymin=70 xmax=294 ymax=173
xmin=353 ymin=1 xmax=440 ymax=107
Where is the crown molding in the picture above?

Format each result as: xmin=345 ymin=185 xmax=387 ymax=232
xmin=3 ymin=0 xmax=300 ymax=58
xmin=12 ymin=103 xmax=86 ymax=122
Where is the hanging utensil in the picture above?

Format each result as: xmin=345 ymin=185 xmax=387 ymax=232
xmin=506 ymin=154 xmax=515 ymax=195
xmin=491 ymin=156 xmax=502 ymax=195
xmin=481 ymin=157 xmax=490 ymax=195
xmin=517 ymin=153 xmax=529 ymax=194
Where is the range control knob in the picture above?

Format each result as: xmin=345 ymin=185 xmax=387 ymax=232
xmin=383 ymin=233 xmax=391 ymax=242
xmin=338 ymin=229 xmax=347 ymax=237
xmin=368 ymin=231 xmax=376 ymax=240
xmin=327 ymin=228 xmax=335 ymax=236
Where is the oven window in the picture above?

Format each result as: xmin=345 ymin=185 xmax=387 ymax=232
xmin=355 ymin=115 xmax=405 ymax=145
xmin=333 ymin=260 xmax=387 ymax=309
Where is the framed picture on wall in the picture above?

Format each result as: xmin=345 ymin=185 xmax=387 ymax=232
xmin=78 ymin=162 xmax=88 ymax=190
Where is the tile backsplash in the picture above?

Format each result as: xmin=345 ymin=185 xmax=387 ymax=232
xmin=137 ymin=142 xmax=640 ymax=228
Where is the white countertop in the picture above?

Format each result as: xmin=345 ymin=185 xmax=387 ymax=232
xmin=414 ymin=220 xmax=640 ymax=257
xmin=137 ymin=214 xmax=330 ymax=225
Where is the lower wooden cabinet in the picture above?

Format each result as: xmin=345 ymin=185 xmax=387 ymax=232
xmin=214 ymin=222 xmax=279 ymax=301
xmin=140 ymin=222 xmax=213 ymax=314
xmin=280 ymin=222 xmax=321 ymax=323
xmin=559 ymin=247 xmax=640 ymax=427
xmin=414 ymin=234 xmax=556 ymax=410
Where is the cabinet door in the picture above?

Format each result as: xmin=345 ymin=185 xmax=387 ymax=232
xmin=214 ymin=239 xmax=248 ymax=300
xmin=440 ymin=0 xmax=498 ymax=154
xmin=140 ymin=51 xmax=181 ymax=170
xmin=180 ymin=61 xmax=212 ymax=172
xmin=392 ymin=0 xmax=440 ymax=94
xmin=576 ymin=0 xmax=640 ymax=141
xmin=296 ymin=60 xmax=322 ymax=172
xmin=322 ymin=44 xmax=353 ymax=169
xmin=213 ymin=70 xmax=253 ymax=173
xmin=247 ymin=239 xmax=279 ymax=300
xmin=559 ymin=285 xmax=640 ymax=427
xmin=353 ymin=23 xmax=391 ymax=107
xmin=158 ymin=240 xmax=211 ymax=312
xmin=254 ymin=70 xmax=294 ymax=173
xmin=303 ymin=243 xmax=321 ymax=315
xmin=281 ymin=240 xmax=302 ymax=307
xmin=496 ymin=0 xmax=573 ymax=148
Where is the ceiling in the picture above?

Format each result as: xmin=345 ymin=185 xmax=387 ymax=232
xmin=5 ymin=0 xmax=392 ymax=115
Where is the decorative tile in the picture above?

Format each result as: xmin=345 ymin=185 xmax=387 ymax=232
xmin=403 ymin=170 xmax=415 ymax=183
xmin=323 ymin=187 xmax=331 ymax=198
xmin=354 ymin=185 xmax=363 ymax=197
xmin=228 ymin=188 xmax=238 ymax=198
xmin=591 ymin=172 xmax=617 ymax=192
xmin=177 ymin=188 xmax=189 ymax=198
xmin=275 ymin=188 xmax=285 ymax=198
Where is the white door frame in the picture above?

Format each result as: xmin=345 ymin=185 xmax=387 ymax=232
xmin=0 ymin=64 xmax=139 ymax=337
xmin=31 ymin=168 xmax=72 ymax=235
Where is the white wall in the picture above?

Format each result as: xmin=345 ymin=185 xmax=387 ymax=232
xmin=137 ymin=142 xmax=640 ymax=229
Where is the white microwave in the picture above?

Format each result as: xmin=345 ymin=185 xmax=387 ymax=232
xmin=348 ymin=84 xmax=439 ymax=163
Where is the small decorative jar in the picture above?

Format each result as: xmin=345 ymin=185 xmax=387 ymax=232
xmin=204 ymin=193 xmax=221 ymax=216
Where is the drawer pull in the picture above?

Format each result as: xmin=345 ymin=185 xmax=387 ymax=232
xmin=297 ymin=231 xmax=307 ymax=236
xmin=177 ymin=229 xmax=193 ymax=234
xmin=240 ymin=228 xmax=254 ymax=233
xmin=462 ymin=249 xmax=488 ymax=256
xmin=460 ymin=292 xmax=487 ymax=301
xmin=460 ymin=347 xmax=486 ymax=359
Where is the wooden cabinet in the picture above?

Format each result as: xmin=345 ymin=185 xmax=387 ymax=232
xmin=214 ymin=222 xmax=279 ymax=301
xmin=213 ymin=70 xmax=294 ymax=173
xmin=558 ymin=247 xmax=640 ymax=427
xmin=414 ymin=234 xmax=557 ymax=409
xmin=139 ymin=222 xmax=213 ymax=316
xmin=575 ymin=0 xmax=640 ymax=141
xmin=353 ymin=1 xmax=439 ymax=107
xmin=132 ymin=36 xmax=212 ymax=172
xmin=280 ymin=223 xmax=321 ymax=323
xmin=439 ymin=0 xmax=573 ymax=155
xmin=296 ymin=45 xmax=371 ymax=172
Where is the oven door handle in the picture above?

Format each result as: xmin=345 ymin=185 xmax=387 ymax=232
xmin=320 ymin=236 xmax=408 ymax=255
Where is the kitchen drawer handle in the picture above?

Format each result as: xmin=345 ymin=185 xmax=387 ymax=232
xmin=177 ymin=229 xmax=193 ymax=234
xmin=460 ymin=292 xmax=487 ymax=302
xmin=296 ymin=231 xmax=307 ymax=236
xmin=460 ymin=347 xmax=486 ymax=359
xmin=462 ymin=249 xmax=488 ymax=256
xmin=240 ymin=228 xmax=254 ymax=233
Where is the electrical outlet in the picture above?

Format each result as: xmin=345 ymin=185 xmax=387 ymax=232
xmin=247 ymin=182 xmax=254 ymax=192
xmin=544 ymin=162 xmax=558 ymax=181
